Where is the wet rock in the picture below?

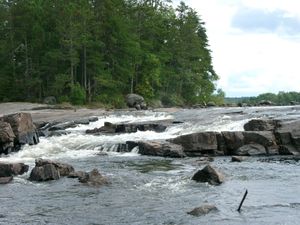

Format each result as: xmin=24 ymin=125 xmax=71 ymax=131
xmin=67 ymin=171 xmax=87 ymax=179
xmin=0 ymin=122 xmax=15 ymax=154
xmin=86 ymin=122 xmax=167 ymax=134
xmin=231 ymin=156 xmax=246 ymax=162
xmin=0 ymin=163 xmax=29 ymax=177
xmin=221 ymin=131 xmax=244 ymax=154
xmin=2 ymin=113 xmax=39 ymax=151
xmin=35 ymin=158 xmax=74 ymax=176
xmin=74 ymin=118 xmax=90 ymax=125
xmin=279 ymin=145 xmax=299 ymax=155
xmin=169 ymin=132 xmax=219 ymax=156
xmin=48 ymin=121 xmax=77 ymax=131
xmin=243 ymin=131 xmax=277 ymax=148
xmin=244 ymin=119 xmax=277 ymax=131
xmin=78 ymin=169 xmax=109 ymax=187
xmin=0 ymin=176 xmax=13 ymax=184
xmin=48 ymin=130 xmax=71 ymax=137
xmin=138 ymin=141 xmax=185 ymax=158
xmin=187 ymin=204 xmax=218 ymax=217
xmin=29 ymin=164 xmax=60 ymax=181
xmin=235 ymin=144 xmax=266 ymax=156
xmin=192 ymin=164 xmax=224 ymax=185
xmin=259 ymin=100 xmax=273 ymax=106
xmin=88 ymin=117 xmax=98 ymax=122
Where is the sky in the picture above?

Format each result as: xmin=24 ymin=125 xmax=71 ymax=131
xmin=174 ymin=0 xmax=300 ymax=97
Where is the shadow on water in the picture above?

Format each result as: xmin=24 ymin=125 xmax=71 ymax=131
xmin=125 ymin=159 xmax=183 ymax=173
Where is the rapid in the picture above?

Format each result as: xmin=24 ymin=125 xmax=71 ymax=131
xmin=0 ymin=106 xmax=299 ymax=224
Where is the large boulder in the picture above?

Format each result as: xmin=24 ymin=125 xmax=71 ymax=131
xmin=0 ymin=122 xmax=15 ymax=154
xmin=192 ymin=164 xmax=224 ymax=185
xmin=2 ymin=113 xmax=39 ymax=151
xmin=78 ymin=169 xmax=109 ymax=187
xmin=169 ymin=132 xmax=219 ymax=156
xmin=43 ymin=96 xmax=56 ymax=105
xmin=244 ymin=119 xmax=277 ymax=131
xmin=138 ymin=141 xmax=185 ymax=158
xmin=0 ymin=163 xmax=29 ymax=177
xmin=187 ymin=204 xmax=218 ymax=217
xmin=29 ymin=164 xmax=60 ymax=181
xmin=35 ymin=158 xmax=74 ymax=176
xmin=126 ymin=94 xmax=147 ymax=110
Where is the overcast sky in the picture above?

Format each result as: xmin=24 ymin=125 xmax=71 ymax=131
xmin=174 ymin=0 xmax=300 ymax=97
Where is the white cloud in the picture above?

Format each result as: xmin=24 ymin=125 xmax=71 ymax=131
xmin=178 ymin=0 xmax=300 ymax=97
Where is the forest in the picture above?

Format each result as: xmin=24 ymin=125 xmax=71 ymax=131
xmin=0 ymin=0 xmax=222 ymax=107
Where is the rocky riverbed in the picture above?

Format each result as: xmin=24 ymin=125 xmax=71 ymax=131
xmin=0 ymin=103 xmax=299 ymax=224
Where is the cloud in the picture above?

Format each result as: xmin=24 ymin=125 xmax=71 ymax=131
xmin=231 ymin=7 xmax=300 ymax=35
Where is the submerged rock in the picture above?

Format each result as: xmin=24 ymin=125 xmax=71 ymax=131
xmin=192 ymin=165 xmax=224 ymax=185
xmin=187 ymin=204 xmax=218 ymax=216
xmin=78 ymin=169 xmax=109 ymax=187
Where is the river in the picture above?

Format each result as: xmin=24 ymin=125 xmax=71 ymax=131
xmin=0 ymin=106 xmax=300 ymax=224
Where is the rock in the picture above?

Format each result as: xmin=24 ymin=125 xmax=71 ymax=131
xmin=67 ymin=171 xmax=87 ymax=178
xmin=126 ymin=94 xmax=147 ymax=109
xmin=235 ymin=144 xmax=266 ymax=156
xmin=0 ymin=122 xmax=15 ymax=154
xmin=86 ymin=122 xmax=167 ymax=134
xmin=221 ymin=131 xmax=244 ymax=155
xmin=259 ymin=100 xmax=273 ymax=106
xmin=48 ymin=121 xmax=77 ymax=131
xmin=74 ymin=118 xmax=90 ymax=125
xmin=2 ymin=113 xmax=39 ymax=150
xmin=0 ymin=163 xmax=29 ymax=177
xmin=231 ymin=156 xmax=246 ymax=162
xmin=35 ymin=158 xmax=74 ymax=176
xmin=138 ymin=141 xmax=185 ymax=158
xmin=192 ymin=164 xmax=224 ymax=185
xmin=279 ymin=145 xmax=299 ymax=155
xmin=43 ymin=96 xmax=56 ymax=105
xmin=0 ymin=176 xmax=13 ymax=184
xmin=88 ymin=117 xmax=98 ymax=122
xmin=187 ymin=204 xmax=218 ymax=217
xmin=48 ymin=130 xmax=71 ymax=137
xmin=244 ymin=119 xmax=277 ymax=131
xmin=206 ymin=101 xmax=216 ymax=107
xmin=78 ymin=169 xmax=109 ymax=187
xmin=169 ymin=132 xmax=219 ymax=156
xmin=29 ymin=164 xmax=60 ymax=181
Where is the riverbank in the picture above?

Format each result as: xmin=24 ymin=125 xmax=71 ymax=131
xmin=0 ymin=102 xmax=181 ymax=123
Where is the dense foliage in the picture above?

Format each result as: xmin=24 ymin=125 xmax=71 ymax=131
xmin=0 ymin=0 xmax=218 ymax=106
xmin=225 ymin=91 xmax=300 ymax=106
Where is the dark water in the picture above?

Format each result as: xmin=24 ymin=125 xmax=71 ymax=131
xmin=1 ymin=106 xmax=300 ymax=225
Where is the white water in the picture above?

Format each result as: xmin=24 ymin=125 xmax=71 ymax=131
xmin=0 ymin=111 xmax=249 ymax=165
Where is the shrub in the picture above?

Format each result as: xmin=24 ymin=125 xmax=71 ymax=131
xmin=70 ymin=83 xmax=86 ymax=105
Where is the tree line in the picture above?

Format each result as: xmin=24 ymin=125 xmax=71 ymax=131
xmin=0 ymin=0 xmax=219 ymax=107
xmin=225 ymin=91 xmax=300 ymax=106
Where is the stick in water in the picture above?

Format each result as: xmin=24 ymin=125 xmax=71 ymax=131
xmin=237 ymin=189 xmax=248 ymax=212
